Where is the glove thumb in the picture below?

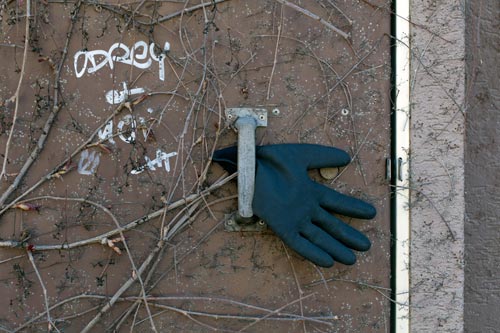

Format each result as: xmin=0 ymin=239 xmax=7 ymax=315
xmin=212 ymin=146 xmax=238 ymax=174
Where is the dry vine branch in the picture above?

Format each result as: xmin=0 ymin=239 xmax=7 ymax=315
xmin=289 ymin=37 xmax=383 ymax=131
xmin=80 ymin=197 xmax=206 ymax=333
xmin=27 ymin=251 xmax=59 ymax=333
xmin=80 ymin=238 xmax=162 ymax=333
xmin=108 ymin=196 xmax=233 ymax=331
xmin=110 ymin=200 xmax=206 ymax=331
xmin=325 ymin=0 xmax=352 ymax=25
xmin=0 ymin=99 xmax=135 ymax=214
xmin=306 ymin=276 xmax=391 ymax=291
xmin=145 ymin=0 xmax=230 ymax=25
xmin=237 ymin=293 xmax=327 ymax=332
xmin=0 ymin=254 xmax=25 ymax=265
xmin=0 ymin=0 xmax=83 ymax=209
xmin=89 ymin=195 xmax=158 ymax=332
xmin=256 ymin=33 xmax=350 ymax=131
xmin=332 ymin=128 xmax=373 ymax=183
xmin=283 ymin=243 xmax=307 ymax=333
xmin=392 ymin=184 xmax=456 ymax=241
xmin=0 ymin=1 xmax=394 ymax=331
xmin=0 ymin=173 xmax=236 ymax=251
xmin=0 ymin=0 xmax=30 ymax=180
xmin=17 ymin=293 xmax=337 ymax=332
xmin=110 ymin=193 xmax=235 ymax=329
xmin=274 ymin=0 xmax=349 ymax=40
xmin=267 ymin=4 xmax=283 ymax=100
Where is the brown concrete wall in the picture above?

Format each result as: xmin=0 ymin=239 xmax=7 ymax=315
xmin=410 ymin=1 xmax=465 ymax=331
xmin=464 ymin=1 xmax=500 ymax=332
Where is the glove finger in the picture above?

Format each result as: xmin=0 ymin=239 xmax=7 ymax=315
xmin=212 ymin=146 xmax=238 ymax=173
xmin=283 ymin=233 xmax=335 ymax=268
xmin=301 ymin=224 xmax=357 ymax=265
xmin=317 ymin=184 xmax=377 ymax=219
xmin=314 ymin=207 xmax=371 ymax=251
xmin=287 ymin=144 xmax=351 ymax=169
xmin=257 ymin=144 xmax=350 ymax=169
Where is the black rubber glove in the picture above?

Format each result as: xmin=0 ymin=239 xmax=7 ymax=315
xmin=213 ymin=144 xmax=376 ymax=267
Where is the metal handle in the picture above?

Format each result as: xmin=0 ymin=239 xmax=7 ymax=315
xmin=225 ymin=108 xmax=268 ymax=220
xmin=235 ymin=117 xmax=257 ymax=218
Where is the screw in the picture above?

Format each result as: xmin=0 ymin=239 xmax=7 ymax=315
xmin=259 ymin=114 xmax=265 ymax=120
xmin=272 ymin=108 xmax=280 ymax=115
xmin=258 ymin=220 xmax=265 ymax=226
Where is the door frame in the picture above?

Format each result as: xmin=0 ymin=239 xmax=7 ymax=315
xmin=392 ymin=0 xmax=410 ymax=332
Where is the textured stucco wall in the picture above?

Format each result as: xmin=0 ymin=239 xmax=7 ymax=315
xmin=464 ymin=1 xmax=500 ymax=332
xmin=410 ymin=1 xmax=465 ymax=332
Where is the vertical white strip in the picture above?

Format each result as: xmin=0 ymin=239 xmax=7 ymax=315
xmin=395 ymin=0 xmax=410 ymax=332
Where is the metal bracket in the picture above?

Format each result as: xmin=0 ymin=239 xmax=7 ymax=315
xmin=224 ymin=212 xmax=267 ymax=232
xmin=224 ymin=107 xmax=268 ymax=232
xmin=226 ymin=108 xmax=268 ymax=128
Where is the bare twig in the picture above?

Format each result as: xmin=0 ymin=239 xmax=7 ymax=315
xmin=109 ymin=197 xmax=222 ymax=332
xmin=130 ymin=299 xmax=336 ymax=324
xmin=332 ymin=128 xmax=373 ymax=183
xmin=282 ymin=243 xmax=307 ymax=333
xmin=274 ymin=0 xmax=349 ymax=40
xmin=80 ymin=241 xmax=161 ymax=333
xmin=90 ymin=200 xmax=158 ymax=332
xmin=325 ymin=0 xmax=352 ymax=25
xmin=17 ymin=293 xmax=336 ymax=332
xmin=305 ymin=276 xmax=391 ymax=291
xmin=0 ymin=254 xmax=25 ymax=265
xmin=0 ymin=1 xmax=394 ymax=331
xmin=267 ymin=5 xmax=283 ymax=100
xmin=238 ymin=293 xmax=321 ymax=332
xmin=82 ymin=172 xmax=231 ymax=333
xmin=0 ymin=325 xmax=13 ymax=333
xmin=0 ymin=43 xmax=24 ymax=49
xmin=289 ymin=38 xmax=382 ymax=131
xmin=0 ymin=100 xmax=131 ymax=214
xmin=81 ymin=197 xmax=205 ymax=333
xmin=0 ymin=0 xmax=83 ymax=209
xmin=392 ymin=184 xmax=456 ymax=241
xmin=144 ymin=0 xmax=231 ymax=25
xmin=309 ymin=264 xmax=329 ymax=291
xmin=27 ymin=251 xmax=59 ymax=333
xmin=0 ymin=174 xmax=236 ymax=251
xmin=52 ymin=305 xmax=101 ymax=323
xmin=109 ymin=190 xmax=232 ymax=330
xmin=360 ymin=0 xmax=453 ymax=44
xmin=0 ymin=0 xmax=31 ymax=180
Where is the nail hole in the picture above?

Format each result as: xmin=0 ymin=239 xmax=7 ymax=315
xmin=341 ymin=108 xmax=349 ymax=116
xmin=272 ymin=108 xmax=280 ymax=115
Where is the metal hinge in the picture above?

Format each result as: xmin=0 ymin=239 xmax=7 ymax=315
xmin=386 ymin=157 xmax=405 ymax=182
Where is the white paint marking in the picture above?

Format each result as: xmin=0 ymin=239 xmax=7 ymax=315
xmin=105 ymin=82 xmax=145 ymax=104
xmin=74 ymin=41 xmax=170 ymax=81
xmin=138 ymin=117 xmax=149 ymax=141
xmin=117 ymin=114 xmax=137 ymax=144
xmin=131 ymin=149 xmax=177 ymax=175
xmin=78 ymin=150 xmax=100 ymax=175
xmin=98 ymin=120 xmax=116 ymax=144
